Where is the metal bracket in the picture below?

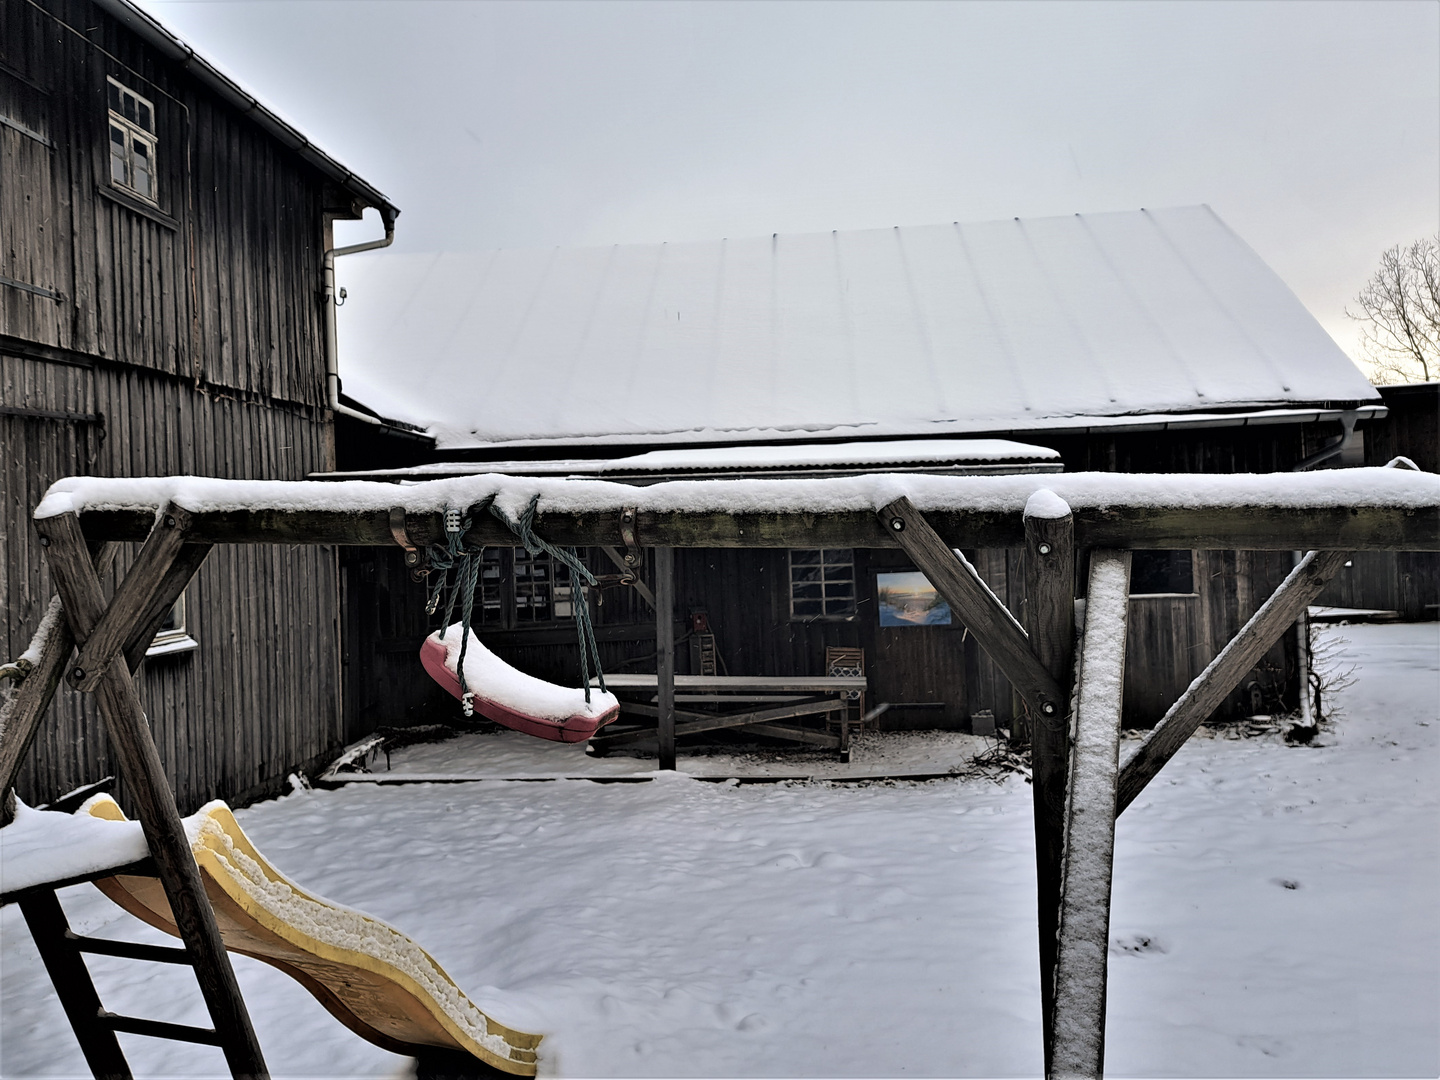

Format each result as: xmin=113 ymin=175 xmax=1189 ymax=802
xmin=388 ymin=507 xmax=426 ymax=578
xmin=620 ymin=507 xmax=640 ymax=573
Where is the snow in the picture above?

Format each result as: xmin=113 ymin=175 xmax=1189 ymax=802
xmin=0 ymin=799 xmax=149 ymax=896
xmin=32 ymin=466 xmax=1440 ymax=523
xmin=434 ymin=627 xmax=619 ymax=721
xmin=15 ymin=597 xmax=61 ymax=669
xmin=2 ymin=622 xmax=1436 ymax=1078
xmin=1024 ymin=487 xmax=1072 ymax=521
xmin=333 ymin=207 xmax=1381 ymax=449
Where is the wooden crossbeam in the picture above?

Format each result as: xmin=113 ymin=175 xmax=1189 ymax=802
xmin=71 ymin=504 xmax=194 ymax=692
xmin=1024 ymin=499 xmax=1076 ymax=1071
xmin=592 ymin=698 xmax=841 ymax=748
xmin=34 ymin=510 xmax=269 ymax=1080
xmin=879 ymin=497 xmax=1065 ymax=718
xmin=1050 ymin=550 xmax=1131 ymax=1080
xmin=1115 ymin=549 xmax=1352 ymax=815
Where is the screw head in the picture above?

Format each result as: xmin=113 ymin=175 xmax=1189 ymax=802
xmin=1038 ymin=543 xmax=1052 ymax=555
xmin=164 ymin=515 xmax=177 ymax=528
xmin=72 ymin=668 xmax=85 ymax=682
xmin=38 ymin=536 xmax=49 ymax=547
xmin=1041 ymin=701 xmax=1057 ymax=716
xmin=890 ymin=518 xmax=905 ymax=532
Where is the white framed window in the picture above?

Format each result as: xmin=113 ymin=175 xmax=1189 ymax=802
xmin=148 ymin=594 xmax=198 ymax=657
xmin=107 ymin=77 xmax=158 ymax=203
xmin=789 ymin=549 xmax=857 ymax=620
xmin=1129 ymin=550 xmax=1196 ymax=597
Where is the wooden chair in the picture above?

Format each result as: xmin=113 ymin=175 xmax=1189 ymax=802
xmin=825 ymin=647 xmax=868 ymax=760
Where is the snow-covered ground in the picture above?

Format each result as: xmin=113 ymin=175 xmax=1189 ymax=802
xmin=2 ymin=622 xmax=1436 ymax=1078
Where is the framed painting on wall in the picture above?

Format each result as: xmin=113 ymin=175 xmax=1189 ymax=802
xmin=876 ymin=571 xmax=952 ymax=626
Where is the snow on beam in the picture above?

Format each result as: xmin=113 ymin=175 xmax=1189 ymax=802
xmin=1051 ymin=549 xmax=1131 ymax=1080
xmin=1115 ymin=549 xmax=1352 ymax=816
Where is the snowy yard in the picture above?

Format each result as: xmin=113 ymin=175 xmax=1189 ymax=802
xmin=2 ymin=622 xmax=1436 ymax=1078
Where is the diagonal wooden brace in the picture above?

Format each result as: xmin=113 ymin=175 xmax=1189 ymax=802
xmin=35 ymin=510 xmax=269 ymax=1080
xmin=1051 ymin=549 xmax=1131 ymax=1080
xmin=878 ymin=497 xmax=1066 ymax=717
xmin=70 ymin=504 xmax=194 ymax=692
xmin=1115 ymin=549 xmax=1351 ymax=816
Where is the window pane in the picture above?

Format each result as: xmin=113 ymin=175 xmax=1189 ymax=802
xmin=790 ymin=564 xmax=821 ymax=583
xmin=825 ymin=597 xmax=856 ymax=616
xmin=1130 ymin=550 xmax=1194 ymax=595
xmin=822 ymin=549 xmax=853 ymax=563
xmin=793 ymin=599 xmax=822 ymax=616
xmin=823 ymin=563 xmax=853 ymax=581
xmin=109 ymin=126 xmax=127 ymax=185
xmin=792 ymin=583 xmax=822 ymax=600
xmin=138 ymin=101 xmax=152 ymax=131
xmin=790 ymin=550 xmax=821 ymax=565
xmin=122 ymin=93 xmax=136 ymax=124
xmin=825 ymin=581 xmax=855 ymax=599
xmin=108 ymin=82 xmax=121 ymax=112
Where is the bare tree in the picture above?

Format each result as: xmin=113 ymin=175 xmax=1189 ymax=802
xmin=1347 ymin=235 xmax=1440 ymax=384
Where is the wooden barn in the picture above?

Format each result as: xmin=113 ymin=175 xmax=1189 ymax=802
xmin=0 ymin=0 xmax=402 ymax=812
xmin=325 ymin=208 xmax=1393 ymax=743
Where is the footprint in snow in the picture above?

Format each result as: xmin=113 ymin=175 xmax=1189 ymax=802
xmin=1110 ymin=933 xmax=1168 ymax=956
xmin=1271 ymin=877 xmax=1301 ymax=890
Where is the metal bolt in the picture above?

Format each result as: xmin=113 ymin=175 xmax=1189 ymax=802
xmin=72 ymin=668 xmax=85 ymax=682
xmin=890 ymin=518 xmax=905 ymax=532
xmin=38 ymin=536 xmax=49 ymax=547
xmin=1041 ymin=701 xmax=1057 ymax=716
xmin=164 ymin=515 xmax=176 ymax=528
xmin=1038 ymin=543 xmax=1052 ymax=555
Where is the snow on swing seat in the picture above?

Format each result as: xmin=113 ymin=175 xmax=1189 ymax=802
xmin=79 ymin=794 xmax=543 ymax=1075
xmin=420 ymin=623 xmax=621 ymax=743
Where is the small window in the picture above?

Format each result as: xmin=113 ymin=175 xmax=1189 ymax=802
xmin=789 ymin=549 xmax=857 ymax=620
xmin=474 ymin=548 xmax=576 ymax=629
xmin=1130 ymin=551 xmax=1195 ymax=596
xmin=148 ymin=595 xmax=198 ymax=656
xmin=107 ymin=77 xmax=158 ymax=203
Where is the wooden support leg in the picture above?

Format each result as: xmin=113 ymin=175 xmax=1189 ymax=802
xmin=35 ymin=510 xmax=269 ymax=1080
xmin=1024 ymin=499 xmax=1076 ymax=1071
xmin=1051 ymin=550 xmax=1131 ymax=1080
xmin=654 ymin=546 xmax=676 ymax=771
xmin=1115 ymin=549 xmax=1351 ymax=815
xmin=0 ymin=545 xmax=116 ymax=825
xmin=18 ymin=889 xmax=134 ymax=1080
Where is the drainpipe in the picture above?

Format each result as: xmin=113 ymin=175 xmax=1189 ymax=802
xmin=324 ymin=210 xmax=397 ymax=425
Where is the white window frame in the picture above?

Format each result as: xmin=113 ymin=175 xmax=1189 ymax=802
xmin=789 ymin=549 xmax=858 ymax=621
xmin=147 ymin=594 xmax=198 ymax=657
xmin=106 ymin=76 xmax=158 ymax=205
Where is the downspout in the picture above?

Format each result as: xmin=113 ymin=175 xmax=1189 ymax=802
xmin=324 ymin=210 xmax=397 ymax=425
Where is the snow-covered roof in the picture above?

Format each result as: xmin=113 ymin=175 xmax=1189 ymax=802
xmin=315 ymin=438 xmax=1062 ymax=482
xmin=338 ymin=206 xmax=1380 ymax=451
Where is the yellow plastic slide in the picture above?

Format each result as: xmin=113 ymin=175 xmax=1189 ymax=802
xmin=84 ymin=796 xmax=541 ymax=1075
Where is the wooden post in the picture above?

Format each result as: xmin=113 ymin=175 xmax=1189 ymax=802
xmin=655 ymin=546 xmax=676 ymax=771
xmin=1051 ymin=549 xmax=1131 ymax=1080
xmin=18 ymin=889 xmax=134 ymax=1080
xmin=35 ymin=511 xmax=269 ymax=1080
xmin=1115 ymin=549 xmax=1351 ymax=815
xmin=1024 ymin=495 xmax=1076 ymax=1070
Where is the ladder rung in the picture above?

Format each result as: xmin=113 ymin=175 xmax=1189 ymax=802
xmin=67 ymin=931 xmax=193 ymax=965
xmin=98 ymin=1011 xmax=223 ymax=1045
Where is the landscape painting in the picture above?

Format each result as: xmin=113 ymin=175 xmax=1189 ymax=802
xmin=877 ymin=572 xmax=952 ymax=626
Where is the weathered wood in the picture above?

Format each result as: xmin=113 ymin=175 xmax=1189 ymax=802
xmin=0 ymin=544 xmax=116 ymax=822
xmin=18 ymin=889 xmax=134 ymax=1080
xmin=120 ymin=542 xmax=214 ymax=674
xmin=1051 ymin=550 xmax=1131 ymax=1080
xmin=655 ymin=546 xmax=676 ymax=771
xmin=71 ymin=504 xmax=193 ymax=692
xmin=591 ymin=697 xmax=843 ymax=748
xmin=35 ymin=511 xmax=269 ymax=1080
xmin=599 ymin=545 xmax=657 ymax=610
xmin=1024 ymin=502 xmax=1076 ymax=1072
xmin=1115 ymin=549 xmax=1352 ymax=816
xmin=739 ymin=721 xmax=842 ymax=749
xmin=66 ymin=501 xmax=1440 ymax=552
xmin=879 ymin=497 xmax=1065 ymax=718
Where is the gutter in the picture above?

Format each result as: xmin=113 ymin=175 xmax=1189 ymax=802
xmin=324 ymin=224 xmax=396 ymax=425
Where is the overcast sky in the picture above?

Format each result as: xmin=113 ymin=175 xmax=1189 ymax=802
xmin=137 ymin=0 xmax=1438 ymax=373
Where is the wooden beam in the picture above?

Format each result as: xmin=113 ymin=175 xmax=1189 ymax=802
xmin=70 ymin=504 xmax=194 ymax=692
xmin=34 ymin=511 xmax=270 ymax=1080
xmin=879 ymin=497 xmax=1065 ymax=718
xmin=654 ymin=546 xmax=676 ymax=771
xmin=121 ymin=542 xmax=214 ymax=674
xmin=1115 ymin=548 xmax=1351 ymax=816
xmin=1024 ymin=497 xmax=1076 ymax=1072
xmin=599 ymin=545 xmax=657 ymax=610
xmin=1051 ymin=549 xmax=1131 ymax=1080
xmin=591 ymin=698 xmax=843 ymax=748
xmin=0 ymin=544 xmax=116 ymax=825
xmin=65 ymin=500 xmax=1440 ymax=551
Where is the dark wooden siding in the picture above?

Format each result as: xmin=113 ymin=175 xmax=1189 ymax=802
xmin=2 ymin=352 xmax=341 ymax=814
xmin=1 ymin=0 xmax=328 ymax=407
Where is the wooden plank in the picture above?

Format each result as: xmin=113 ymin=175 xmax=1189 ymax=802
xmin=737 ymin=721 xmax=842 ymax=749
xmin=71 ymin=504 xmax=193 ymax=691
xmin=879 ymin=497 xmax=1065 ymax=717
xmin=17 ymin=889 xmax=134 ymax=1080
xmin=654 ymin=546 xmax=675 ymax=771
xmin=1050 ymin=549 xmax=1131 ymax=1080
xmin=599 ymin=544 xmax=657 ymax=610
xmin=1024 ymin=497 xmax=1076 ymax=1072
xmin=34 ymin=511 xmax=269 ymax=1080
xmin=592 ymin=697 xmax=843 ymax=748
xmin=599 ymin=674 xmax=867 ymax=692
xmin=0 ymin=544 xmax=117 ymax=823
xmin=1115 ymin=548 xmax=1352 ymax=815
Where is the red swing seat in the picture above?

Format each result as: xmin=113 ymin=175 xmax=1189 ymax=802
xmin=420 ymin=626 xmax=621 ymax=743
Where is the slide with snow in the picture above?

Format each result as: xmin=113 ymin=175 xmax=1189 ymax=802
xmin=81 ymin=795 xmax=543 ymax=1075
xmin=421 ymin=624 xmax=620 ymax=743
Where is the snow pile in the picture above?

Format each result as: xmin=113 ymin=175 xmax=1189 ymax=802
xmin=0 ymin=800 xmax=149 ymax=896
xmin=434 ymin=627 xmax=619 ymax=721
xmin=32 ymin=466 xmax=1440 ymax=524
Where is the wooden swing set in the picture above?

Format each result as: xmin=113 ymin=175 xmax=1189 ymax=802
xmin=1 ymin=467 xmax=1436 ymax=1080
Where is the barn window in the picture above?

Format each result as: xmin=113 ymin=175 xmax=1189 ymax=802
xmin=475 ymin=548 xmax=575 ymax=628
xmin=147 ymin=594 xmax=198 ymax=657
xmin=789 ymin=549 xmax=857 ymax=619
xmin=1129 ymin=550 xmax=1195 ymax=596
xmin=107 ymin=77 xmax=158 ymax=203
